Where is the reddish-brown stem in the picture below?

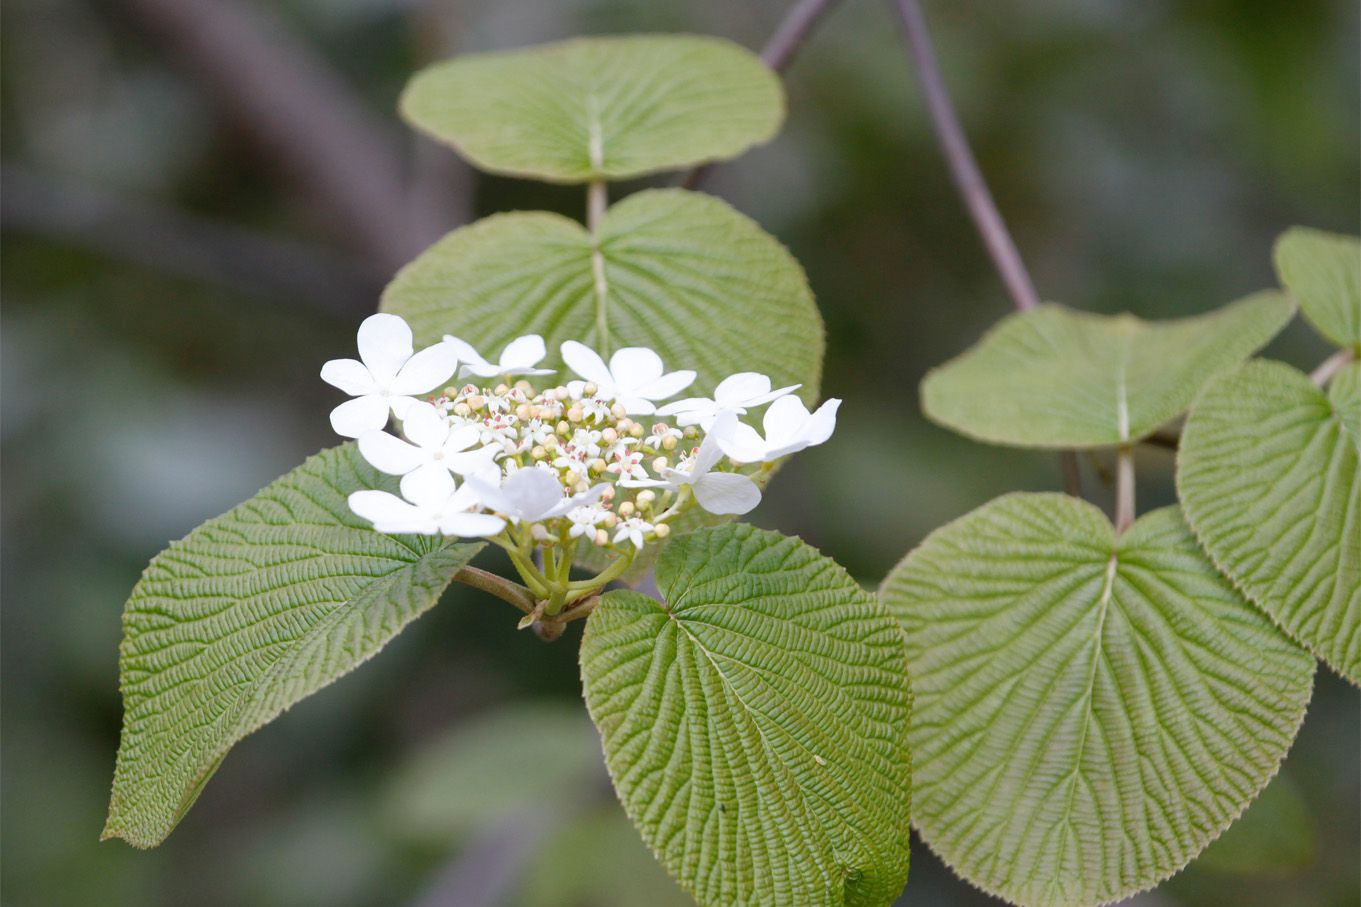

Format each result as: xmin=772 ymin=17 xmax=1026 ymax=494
xmin=453 ymin=566 xmax=537 ymax=614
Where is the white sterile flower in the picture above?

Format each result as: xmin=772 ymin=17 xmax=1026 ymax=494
xmin=358 ymin=402 xmax=498 ymax=487
xmin=613 ymin=517 xmax=655 ymax=549
xmin=716 ymin=395 xmax=841 ymax=463
xmin=560 ymin=341 xmax=696 ymax=415
xmin=566 ymin=505 xmax=608 ymax=539
xmin=348 ymin=468 xmax=505 ymax=537
xmin=442 ymin=334 xmax=554 ymax=379
xmin=468 ymin=468 xmax=607 ymax=524
xmin=622 ymin=412 xmax=761 ymax=515
xmin=658 ymin=372 xmax=801 ymax=428
xmin=322 ymin=313 xmax=460 ymax=438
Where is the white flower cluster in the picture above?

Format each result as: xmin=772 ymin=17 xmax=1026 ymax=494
xmin=321 ymin=314 xmax=839 ymax=559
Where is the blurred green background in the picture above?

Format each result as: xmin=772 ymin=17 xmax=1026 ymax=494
xmin=2 ymin=0 xmax=1357 ymax=904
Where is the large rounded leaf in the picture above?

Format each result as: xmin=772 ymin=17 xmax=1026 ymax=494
xmin=104 ymin=444 xmax=483 ymax=847
xmin=401 ymin=35 xmax=784 ymax=183
xmin=920 ymin=293 xmax=1294 ymax=448
xmin=1178 ymin=360 xmax=1360 ymax=683
xmin=581 ymin=524 xmax=913 ymax=907
xmin=382 ymin=188 xmax=823 ymax=402
xmin=881 ymin=493 xmax=1314 ymax=907
xmin=1273 ymin=227 xmax=1360 ymax=350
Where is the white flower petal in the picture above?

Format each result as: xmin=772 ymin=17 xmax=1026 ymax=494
xmin=440 ymin=512 xmax=507 ymax=538
xmin=714 ymin=372 xmax=771 ymax=404
xmin=401 ymin=401 xmax=448 ymax=450
xmin=804 ymin=398 xmax=841 ymax=447
xmin=615 ymin=395 xmax=657 ymax=416
xmin=356 ymin=313 xmax=413 ymax=383
xmin=656 ymin=396 xmax=711 ymax=417
xmin=503 ymin=468 xmax=566 ymax=521
xmin=390 ymin=342 xmax=459 ymax=395
xmin=387 ymin=395 xmax=423 ymax=420
xmin=348 ymin=490 xmax=434 ymax=533
xmin=561 ymin=341 xmax=613 ymax=386
xmin=330 ymin=395 xmax=390 ymax=438
xmin=357 ymin=430 xmax=426 ymax=475
xmin=714 ymin=421 xmax=768 ymax=463
xmin=465 ymin=474 xmax=514 ymax=515
xmin=633 ymin=369 xmax=697 ymax=402
xmin=544 ymin=482 xmax=610 ymax=518
xmin=444 ymin=447 xmax=501 ymax=477
xmin=321 ymin=358 xmax=378 ymax=396
xmin=500 ymin=334 xmax=547 ymax=370
xmin=693 ymin=412 xmax=735 ymax=474
xmin=442 ymin=335 xmax=490 ymax=368
xmin=747 ymin=383 xmax=802 ymax=408
xmin=608 ymin=347 xmax=664 ymax=388
xmin=444 ymin=423 xmax=483 ymax=454
xmin=693 ymin=473 xmax=762 ymax=515
xmin=619 ymin=477 xmax=674 ymax=489
xmin=762 ymin=395 xmax=812 ymax=447
xmin=401 ymin=465 xmax=456 ymax=506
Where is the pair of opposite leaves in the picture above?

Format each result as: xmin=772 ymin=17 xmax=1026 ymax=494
xmin=890 ymin=227 xmax=1357 ymax=906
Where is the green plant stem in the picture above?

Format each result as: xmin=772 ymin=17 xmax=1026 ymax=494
xmin=1114 ymin=445 xmax=1135 ymax=535
xmin=452 ymin=566 xmax=537 ymax=615
xmin=1310 ymin=347 xmax=1354 ymax=387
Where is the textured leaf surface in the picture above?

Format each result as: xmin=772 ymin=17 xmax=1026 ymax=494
xmin=1274 ymin=227 xmax=1361 ymax=349
xmin=1178 ymin=360 xmax=1360 ymax=683
xmin=401 ymin=35 xmax=783 ymax=182
xmin=920 ymin=294 xmax=1294 ymax=448
xmin=382 ymin=188 xmax=823 ymax=402
xmin=104 ymin=444 xmax=482 ymax=847
xmin=881 ymin=494 xmax=1314 ymax=907
xmin=580 ymin=524 xmax=913 ymax=907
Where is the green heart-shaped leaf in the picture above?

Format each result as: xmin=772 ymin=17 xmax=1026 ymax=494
xmin=881 ymin=493 xmax=1314 ymax=907
xmin=104 ymin=444 xmax=483 ymax=848
xmin=1274 ymin=227 xmax=1361 ymax=350
xmin=920 ymin=293 xmax=1294 ymax=448
xmin=401 ymin=35 xmax=783 ymax=183
xmin=1178 ymin=359 xmax=1360 ymax=683
xmin=381 ymin=188 xmax=823 ymax=402
xmin=581 ymin=524 xmax=913 ymax=907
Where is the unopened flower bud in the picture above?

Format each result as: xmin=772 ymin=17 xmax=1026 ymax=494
xmin=495 ymin=383 xmax=510 ymax=395
xmin=583 ymin=381 xmax=599 ymax=396
xmin=653 ymin=523 xmax=671 ymax=539
xmin=618 ymin=501 xmax=636 ymax=517
xmin=637 ymin=490 xmax=656 ymax=506
xmin=466 ymin=394 xmax=485 ymax=410
xmin=594 ymin=528 xmax=609 ymax=546
xmin=611 ymin=402 xmax=627 ymax=419
xmin=603 ymin=512 xmax=619 ymax=528
xmin=531 ymin=445 xmax=547 ymax=460
xmin=530 ymin=524 xmax=550 ymax=541
xmin=453 ymin=402 xmax=472 ymax=417
xmin=651 ymin=457 xmax=669 ymax=472
xmin=516 ymin=403 xmax=532 ymax=419
xmin=567 ymin=405 xmax=584 ymax=423
xmin=602 ymin=427 xmax=619 ymax=444
xmin=515 ymin=379 xmax=533 ymax=393
xmin=600 ymin=486 xmax=616 ymax=502
xmin=629 ymin=423 xmax=645 ymax=438
xmin=683 ymin=426 xmax=699 ymax=439
xmin=589 ymin=457 xmax=607 ymax=473
xmin=565 ymin=469 xmax=580 ymax=485
xmin=556 ymin=420 xmax=571 ymax=434
xmin=662 ymin=435 xmax=678 ymax=451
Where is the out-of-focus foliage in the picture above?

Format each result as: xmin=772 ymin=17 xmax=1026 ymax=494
xmin=2 ymin=0 xmax=1357 ymax=905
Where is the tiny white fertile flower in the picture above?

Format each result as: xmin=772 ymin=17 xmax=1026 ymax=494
xmin=622 ymin=412 xmax=761 ymax=515
xmin=607 ymin=449 xmax=649 ymax=482
xmin=358 ymin=402 xmax=499 ymax=487
xmin=613 ymin=516 xmax=654 ymax=548
xmin=442 ymin=334 xmax=554 ymax=379
xmin=566 ymin=505 xmax=608 ymax=539
xmin=348 ymin=468 xmax=505 ymax=537
xmin=716 ymin=396 xmax=841 ymax=463
xmin=658 ymin=372 xmax=801 ymax=428
xmin=468 ymin=468 xmax=607 ymax=524
xmin=560 ymin=341 xmax=696 ymax=415
xmin=322 ymin=313 xmax=461 ymax=437
xmin=643 ymin=423 xmax=683 ymax=450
